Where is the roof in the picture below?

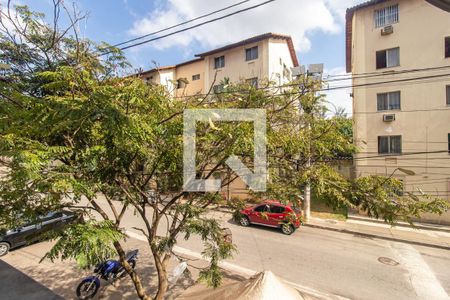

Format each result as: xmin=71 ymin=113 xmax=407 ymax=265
xmin=136 ymin=58 xmax=204 ymax=77
xmin=195 ymin=32 xmax=299 ymax=67
xmin=176 ymin=57 xmax=204 ymax=68
xmin=138 ymin=65 xmax=175 ymax=76
xmin=346 ymin=0 xmax=450 ymax=72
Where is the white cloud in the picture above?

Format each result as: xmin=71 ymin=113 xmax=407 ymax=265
xmin=323 ymin=67 xmax=353 ymax=116
xmin=128 ymin=0 xmax=362 ymax=52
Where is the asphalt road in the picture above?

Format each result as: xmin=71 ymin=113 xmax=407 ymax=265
xmin=94 ymin=198 xmax=450 ymax=300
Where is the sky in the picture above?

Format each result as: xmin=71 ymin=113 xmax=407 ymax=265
xmin=1 ymin=0 xmax=367 ymax=114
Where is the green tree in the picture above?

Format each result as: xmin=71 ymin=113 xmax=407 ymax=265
xmin=0 ymin=3 xmax=448 ymax=300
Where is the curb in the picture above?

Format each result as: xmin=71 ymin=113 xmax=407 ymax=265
xmin=303 ymin=223 xmax=450 ymax=251
xmin=126 ymin=230 xmax=350 ymax=300
xmin=347 ymin=215 xmax=450 ymax=234
xmin=210 ymin=207 xmax=450 ymax=251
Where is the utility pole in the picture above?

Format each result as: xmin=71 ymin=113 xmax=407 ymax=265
xmin=304 ymin=125 xmax=311 ymax=222
xmin=292 ymin=64 xmax=323 ymax=223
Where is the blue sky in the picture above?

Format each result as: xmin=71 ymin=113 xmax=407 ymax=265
xmin=5 ymin=0 xmax=365 ymax=113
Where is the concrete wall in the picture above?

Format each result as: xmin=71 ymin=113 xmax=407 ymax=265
xmin=142 ymin=68 xmax=176 ymax=97
xmin=268 ymin=38 xmax=295 ymax=86
xmin=351 ymin=0 xmax=450 ymax=224
xmin=175 ymin=59 xmax=205 ymax=97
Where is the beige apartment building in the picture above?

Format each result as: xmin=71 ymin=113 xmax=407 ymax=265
xmin=346 ymin=0 xmax=450 ymax=224
xmin=138 ymin=33 xmax=299 ymax=99
xmin=138 ymin=33 xmax=299 ymax=198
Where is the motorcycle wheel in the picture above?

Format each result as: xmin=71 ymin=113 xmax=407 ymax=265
xmin=76 ymin=279 xmax=99 ymax=299
xmin=119 ymin=260 xmax=136 ymax=278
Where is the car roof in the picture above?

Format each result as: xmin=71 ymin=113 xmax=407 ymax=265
xmin=262 ymin=200 xmax=290 ymax=206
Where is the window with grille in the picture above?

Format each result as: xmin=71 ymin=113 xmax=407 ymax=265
xmin=214 ymin=56 xmax=225 ymax=69
xmin=376 ymin=47 xmax=400 ymax=69
xmin=245 ymin=46 xmax=258 ymax=61
xmin=192 ymin=74 xmax=200 ymax=81
xmin=377 ymin=91 xmax=401 ymax=111
xmin=374 ymin=4 xmax=399 ymax=28
xmin=378 ymin=135 xmax=402 ymax=154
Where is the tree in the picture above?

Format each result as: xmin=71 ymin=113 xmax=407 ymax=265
xmin=0 ymin=3 xmax=448 ymax=300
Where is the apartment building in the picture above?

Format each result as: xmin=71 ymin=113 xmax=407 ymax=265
xmin=346 ymin=0 xmax=450 ymax=224
xmin=138 ymin=33 xmax=299 ymax=99
xmin=138 ymin=33 xmax=299 ymax=199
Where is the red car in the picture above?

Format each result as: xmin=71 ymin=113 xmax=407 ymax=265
xmin=238 ymin=201 xmax=302 ymax=235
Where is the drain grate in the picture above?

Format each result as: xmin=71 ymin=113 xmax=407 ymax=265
xmin=378 ymin=257 xmax=399 ymax=266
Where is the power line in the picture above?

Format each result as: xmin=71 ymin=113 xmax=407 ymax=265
xmin=324 ymin=65 xmax=450 ymax=82
xmin=109 ymin=0 xmax=251 ymax=49
xmin=100 ymin=0 xmax=276 ymax=56
xmin=166 ymin=71 xmax=450 ymax=100
xmin=352 ymin=164 xmax=450 ymax=169
xmin=352 ymin=150 xmax=450 ymax=160
xmin=325 ymin=73 xmax=450 ymax=92
xmin=353 ymin=107 xmax=450 ymax=114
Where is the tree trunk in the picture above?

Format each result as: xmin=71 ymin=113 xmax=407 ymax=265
xmin=113 ymin=241 xmax=150 ymax=300
xmin=153 ymin=252 xmax=170 ymax=300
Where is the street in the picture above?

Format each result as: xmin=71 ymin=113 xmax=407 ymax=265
xmin=179 ymin=216 xmax=450 ymax=300
xmin=95 ymin=198 xmax=450 ymax=300
xmin=1 ymin=197 xmax=450 ymax=300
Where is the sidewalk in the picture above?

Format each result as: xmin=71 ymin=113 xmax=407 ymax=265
xmin=210 ymin=205 xmax=450 ymax=250
xmin=305 ymin=216 xmax=450 ymax=250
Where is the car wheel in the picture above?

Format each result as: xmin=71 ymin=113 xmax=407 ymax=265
xmin=281 ymin=224 xmax=294 ymax=235
xmin=0 ymin=242 xmax=10 ymax=257
xmin=239 ymin=216 xmax=250 ymax=227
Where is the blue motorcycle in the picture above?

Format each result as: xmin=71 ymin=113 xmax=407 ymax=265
xmin=76 ymin=249 xmax=139 ymax=299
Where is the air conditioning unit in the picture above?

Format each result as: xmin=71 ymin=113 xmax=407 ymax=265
xmin=381 ymin=25 xmax=394 ymax=35
xmin=383 ymin=114 xmax=395 ymax=122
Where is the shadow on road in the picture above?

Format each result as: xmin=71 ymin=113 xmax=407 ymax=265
xmin=0 ymin=259 xmax=63 ymax=300
xmin=4 ymin=238 xmax=196 ymax=299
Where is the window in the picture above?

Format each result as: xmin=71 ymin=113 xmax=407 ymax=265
xmin=447 ymin=85 xmax=450 ymax=105
xmin=254 ymin=205 xmax=269 ymax=212
xmin=376 ymin=47 xmax=400 ymax=69
xmin=374 ymin=4 xmax=399 ymax=28
xmin=192 ymin=74 xmax=200 ymax=81
xmin=177 ymin=78 xmax=188 ymax=89
xmin=377 ymin=91 xmax=401 ymax=111
xmin=270 ymin=205 xmax=285 ymax=214
xmin=447 ymin=133 xmax=450 ymax=153
xmin=445 ymin=37 xmax=450 ymax=58
xmin=378 ymin=135 xmax=402 ymax=154
xmin=245 ymin=46 xmax=258 ymax=61
xmin=214 ymin=56 xmax=225 ymax=69
xmin=213 ymin=84 xmax=224 ymax=94
xmin=246 ymin=77 xmax=258 ymax=88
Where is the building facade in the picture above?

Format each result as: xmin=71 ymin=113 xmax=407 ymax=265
xmin=138 ymin=33 xmax=299 ymax=98
xmin=346 ymin=0 xmax=450 ymax=224
xmin=137 ymin=33 xmax=299 ymax=199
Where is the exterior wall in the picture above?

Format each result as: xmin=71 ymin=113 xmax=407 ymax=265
xmin=203 ymin=39 xmax=270 ymax=90
xmin=138 ymin=36 xmax=298 ymax=201
xmin=351 ymin=0 xmax=450 ymax=224
xmin=158 ymin=69 xmax=176 ymax=97
xmin=268 ymin=38 xmax=294 ymax=86
xmin=175 ymin=59 xmax=205 ymax=97
xmin=141 ymin=68 xmax=176 ymax=97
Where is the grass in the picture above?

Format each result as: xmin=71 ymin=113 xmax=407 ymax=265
xmin=310 ymin=195 xmax=347 ymax=221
